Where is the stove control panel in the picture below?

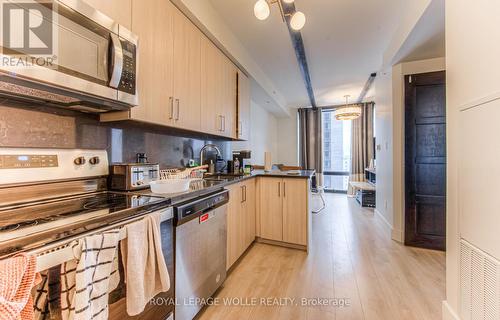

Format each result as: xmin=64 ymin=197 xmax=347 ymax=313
xmin=0 ymin=154 xmax=58 ymax=169
xmin=0 ymin=149 xmax=109 ymax=185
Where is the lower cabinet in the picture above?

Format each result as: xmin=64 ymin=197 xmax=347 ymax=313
xmin=226 ymin=176 xmax=309 ymax=270
xmin=226 ymin=179 xmax=256 ymax=270
xmin=258 ymin=177 xmax=308 ymax=246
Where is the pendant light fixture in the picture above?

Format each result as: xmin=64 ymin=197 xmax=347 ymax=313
xmin=254 ymin=0 xmax=306 ymax=31
xmin=334 ymin=95 xmax=362 ymax=121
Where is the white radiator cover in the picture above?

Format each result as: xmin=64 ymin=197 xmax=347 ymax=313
xmin=460 ymin=239 xmax=500 ymax=320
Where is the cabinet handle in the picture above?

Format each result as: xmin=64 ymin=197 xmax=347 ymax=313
xmin=175 ymin=99 xmax=180 ymax=121
xmin=169 ymin=97 xmax=174 ymax=119
xmin=283 ymin=182 xmax=286 ymax=197
xmin=238 ymin=121 xmax=242 ymax=137
xmin=241 ymin=186 xmax=245 ymax=203
xmin=244 ymin=185 xmax=247 ymax=202
xmin=222 ymin=116 xmax=226 ymax=132
xmin=218 ymin=115 xmax=223 ymax=132
xmin=278 ymin=182 xmax=281 ymax=197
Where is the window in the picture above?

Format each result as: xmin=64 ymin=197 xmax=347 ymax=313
xmin=322 ymin=111 xmax=351 ymax=193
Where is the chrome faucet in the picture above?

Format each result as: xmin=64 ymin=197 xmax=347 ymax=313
xmin=199 ymin=144 xmax=222 ymax=167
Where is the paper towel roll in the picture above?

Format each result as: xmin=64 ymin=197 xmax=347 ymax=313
xmin=264 ymin=152 xmax=272 ymax=171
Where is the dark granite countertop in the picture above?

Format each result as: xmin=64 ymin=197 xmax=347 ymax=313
xmin=134 ymin=169 xmax=315 ymax=205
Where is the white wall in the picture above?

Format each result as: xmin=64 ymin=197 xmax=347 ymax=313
xmin=374 ymin=57 xmax=445 ymax=242
xmin=277 ymin=109 xmax=299 ymax=166
xmin=374 ymin=69 xmax=394 ymax=234
xmin=445 ymin=1 xmax=500 ymax=319
xmin=232 ymin=100 xmax=278 ymax=166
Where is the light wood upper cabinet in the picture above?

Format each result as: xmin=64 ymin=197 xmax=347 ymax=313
xmin=172 ymin=9 xmax=201 ymax=130
xmin=220 ymin=55 xmax=237 ymax=138
xmin=282 ymin=178 xmax=308 ymax=245
xmin=99 ymin=0 xmax=240 ymax=139
xmin=201 ymin=37 xmax=219 ymax=135
xmin=83 ymin=0 xmax=132 ymax=29
xmin=259 ymin=177 xmax=284 ymax=241
xmin=201 ymin=37 xmax=238 ymax=138
xmin=237 ymin=70 xmax=251 ymax=141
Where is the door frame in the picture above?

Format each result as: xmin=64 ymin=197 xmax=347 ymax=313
xmin=388 ymin=58 xmax=446 ymax=244
xmin=403 ymin=70 xmax=447 ymax=250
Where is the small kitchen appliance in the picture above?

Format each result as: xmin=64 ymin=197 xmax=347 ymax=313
xmin=232 ymin=150 xmax=252 ymax=174
xmin=110 ymin=163 xmax=160 ymax=191
xmin=0 ymin=0 xmax=139 ymax=112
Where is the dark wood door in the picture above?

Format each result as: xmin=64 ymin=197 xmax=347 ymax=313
xmin=404 ymin=71 xmax=446 ymax=251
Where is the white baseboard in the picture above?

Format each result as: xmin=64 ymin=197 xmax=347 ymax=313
xmin=374 ymin=209 xmax=404 ymax=243
xmin=442 ymin=301 xmax=460 ymax=320
xmin=374 ymin=209 xmax=392 ymax=233
xmin=391 ymin=228 xmax=403 ymax=243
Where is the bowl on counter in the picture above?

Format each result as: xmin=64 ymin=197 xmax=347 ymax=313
xmin=150 ymin=179 xmax=191 ymax=193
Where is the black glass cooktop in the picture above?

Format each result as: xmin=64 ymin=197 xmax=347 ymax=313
xmin=0 ymin=192 xmax=165 ymax=233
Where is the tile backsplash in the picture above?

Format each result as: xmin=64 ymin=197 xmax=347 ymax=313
xmin=0 ymin=101 xmax=231 ymax=168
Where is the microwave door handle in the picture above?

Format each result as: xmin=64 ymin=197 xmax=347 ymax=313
xmin=109 ymin=33 xmax=124 ymax=89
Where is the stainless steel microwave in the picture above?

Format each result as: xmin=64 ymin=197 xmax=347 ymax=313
xmin=0 ymin=0 xmax=138 ymax=112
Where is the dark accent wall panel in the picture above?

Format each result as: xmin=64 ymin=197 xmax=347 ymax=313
xmin=0 ymin=102 xmax=230 ymax=168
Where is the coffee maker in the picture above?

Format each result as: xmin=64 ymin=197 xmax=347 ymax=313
xmin=231 ymin=150 xmax=252 ymax=174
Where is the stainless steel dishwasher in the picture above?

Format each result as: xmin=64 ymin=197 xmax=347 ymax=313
xmin=174 ymin=189 xmax=229 ymax=320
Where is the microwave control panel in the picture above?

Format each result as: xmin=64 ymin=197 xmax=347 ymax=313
xmin=118 ymin=40 xmax=137 ymax=95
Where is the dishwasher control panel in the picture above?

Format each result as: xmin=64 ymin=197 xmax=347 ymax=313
xmin=174 ymin=190 xmax=229 ymax=223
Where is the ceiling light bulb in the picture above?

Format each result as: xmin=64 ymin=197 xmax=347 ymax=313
xmin=282 ymin=0 xmax=294 ymax=3
xmin=254 ymin=0 xmax=270 ymax=21
xmin=289 ymin=11 xmax=306 ymax=30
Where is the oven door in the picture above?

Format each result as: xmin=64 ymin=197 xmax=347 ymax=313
xmin=108 ymin=210 xmax=175 ymax=320
xmin=0 ymin=0 xmax=138 ymax=107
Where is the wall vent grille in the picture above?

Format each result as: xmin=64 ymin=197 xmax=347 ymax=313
xmin=460 ymin=239 xmax=500 ymax=320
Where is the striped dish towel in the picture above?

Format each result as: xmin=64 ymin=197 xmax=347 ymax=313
xmin=60 ymin=230 xmax=120 ymax=320
xmin=0 ymin=253 xmax=39 ymax=320
xmin=33 ymin=267 xmax=63 ymax=320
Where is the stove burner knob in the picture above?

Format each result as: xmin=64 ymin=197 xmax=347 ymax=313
xmin=74 ymin=156 xmax=86 ymax=166
xmin=89 ymin=156 xmax=100 ymax=165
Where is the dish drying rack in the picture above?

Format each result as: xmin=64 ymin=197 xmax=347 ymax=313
xmin=159 ymin=165 xmax=208 ymax=180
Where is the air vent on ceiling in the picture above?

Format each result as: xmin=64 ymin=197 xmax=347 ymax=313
xmin=460 ymin=239 xmax=500 ymax=320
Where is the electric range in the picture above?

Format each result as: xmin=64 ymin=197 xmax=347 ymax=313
xmin=0 ymin=148 xmax=171 ymax=257
xmin=0 ymin=148 xmax=175 ymax=320
xmin=0 ymin=191 xmax=168 ymax=256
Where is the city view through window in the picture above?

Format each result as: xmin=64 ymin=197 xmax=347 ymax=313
xmin=322 ymin=111 xmax=351 ymax=192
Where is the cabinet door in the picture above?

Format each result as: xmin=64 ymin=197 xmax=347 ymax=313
xmin=220 ymin=58 xmax=237 ymax=138
xmin=259 ymin=178 xmax=283 ymax=241
xmin=172 ymin=9 xmax=201 ymax=131
xmin=130 ymin=0 xmax=174 ymax=124
xmin=83 ymin=0 xmax=132 ymax=29
xmin=237 ymin=70 xmax=251 ymax=141
xmin=226 ymin=183 xmax=241 ymax=270
xmin=282 ymin=178 xmax=308 ymax=245
xmin=201 ymin=37 xmax=221 ymax=135
xmin=244 ymin=179 xmax=256 ymax=248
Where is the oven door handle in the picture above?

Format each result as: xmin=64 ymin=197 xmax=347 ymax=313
xmin=109 ymin=33 xmax=124 ymax=89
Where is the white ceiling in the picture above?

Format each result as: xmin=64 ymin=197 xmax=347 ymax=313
xmin=209 ymin=0 xmax=405 ymax=108
xmin=394 ymin=0 xmax=445 ymax=64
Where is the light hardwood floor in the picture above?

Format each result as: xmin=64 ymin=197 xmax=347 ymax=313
xmin=198 ymin=194 xmax=445 ymax=320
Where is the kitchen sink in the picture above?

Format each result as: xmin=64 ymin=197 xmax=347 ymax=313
xmin=203 ymin=174 xmax=244 ymax=182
